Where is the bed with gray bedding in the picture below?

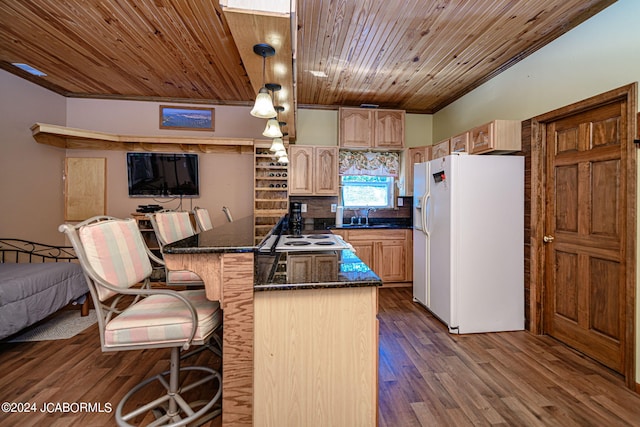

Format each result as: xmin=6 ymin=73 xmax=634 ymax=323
xmin=0 ymin=239 xmax=89 ymax=340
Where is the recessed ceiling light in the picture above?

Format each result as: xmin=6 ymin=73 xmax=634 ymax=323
xmin=12 ymin=63 xmax=47 ymax=77
xmin=309 ymin=70 xmax=328 ymax=78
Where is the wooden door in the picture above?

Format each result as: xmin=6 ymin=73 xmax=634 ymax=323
xmin=289 ymin=145 xmax=313 ymax=195
xmin=64 ymin=157 xmax=106 ymax=221
xmin=542 ymin=97 xmax=634 ymax=375
xmin=313 ymin=146 xmax=339 ymax=195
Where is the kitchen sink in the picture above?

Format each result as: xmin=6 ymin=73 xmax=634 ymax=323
xmin=339 ymin=223 xmax=394 ymax=229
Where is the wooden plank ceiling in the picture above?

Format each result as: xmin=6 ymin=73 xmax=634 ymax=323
xmin=0 ymin=0 xmax=616 ymax=138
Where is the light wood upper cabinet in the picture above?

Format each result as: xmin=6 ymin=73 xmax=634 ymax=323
xmin=289 ymin=145 xmax=313 ymax=195
xmin=450 ymin=131 xmax=469 ymax=153
xmin=339 ymin=107 xmax=405 ymax=149
xmin=432 ymin=138 xmax=450 ymax=159
xmin=314 ymin=147 xmax=340 ymax=195
xmin=402 ymin=146 xmax=432 ymax=196
xmin=289 ymin=145 xmax=339 ymax=196
xmin=469 ymin=120 xmax=521 ymax=154
xmin=339 ymin=108 xmax=373 ymax=148
xmin=374 ymin=109 xmax=405 ymax=149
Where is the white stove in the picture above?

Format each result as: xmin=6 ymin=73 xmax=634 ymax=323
xmin=260 ymin=233 xmax=352 ymax=252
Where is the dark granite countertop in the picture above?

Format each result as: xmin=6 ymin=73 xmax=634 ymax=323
xmin=162 ymin=214 xmax=382 ymax=291
xmin=312 ymin=217 xmax=412 ymax=230
xmin=254 ymin=249 xmax=382 ymax=291
xmin=162 ymin=215 xmax=256 ymax=254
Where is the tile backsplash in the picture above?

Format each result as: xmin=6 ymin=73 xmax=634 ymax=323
xmin=289 ymin=196 xmax=413 ymax=230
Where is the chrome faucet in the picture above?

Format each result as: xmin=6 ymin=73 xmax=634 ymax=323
xmin=364 ymin=208 xmax=376 ymax=226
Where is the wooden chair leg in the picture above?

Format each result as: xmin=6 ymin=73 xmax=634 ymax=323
xmin=81 ymin=293 xmax=90 ymax=316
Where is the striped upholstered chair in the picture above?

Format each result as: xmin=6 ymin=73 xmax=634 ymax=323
xmin=147 ymin=210 xmax=222 ymax=358
xmin=59 ymin=216 xmax=222 ymax=426
xmin=192 ymin=207 xmax=213 ymax=232
xmin=146 ymin=210 xmax=204 ymax=287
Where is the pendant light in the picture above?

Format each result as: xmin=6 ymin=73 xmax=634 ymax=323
xmin=262 ymin=118 xmax=283 ymax=138
xmin=262 ymin=103 xmax=285 ymax=138
xmin=250 ymin=44 xmax=277 ymax=119
xmin=270 ymin=137 xmax=285 ymax=153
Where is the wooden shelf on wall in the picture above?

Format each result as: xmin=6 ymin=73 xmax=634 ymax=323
xmin=31 ymin=123 xmax=256 ymax=154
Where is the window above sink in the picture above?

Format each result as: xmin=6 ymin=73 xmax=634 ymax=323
xmin=341 ymin=175 xmax=394 ymax=209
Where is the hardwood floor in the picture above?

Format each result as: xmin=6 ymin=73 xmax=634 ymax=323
xmin=378 ymin=287 xmax=640 ymax=427
xmin=1 ymin=287 xmax=639 ymax=426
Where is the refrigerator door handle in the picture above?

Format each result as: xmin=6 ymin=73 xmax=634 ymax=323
xmin=423 ymin=192 xmax=432 ymax=236
xmin=420 ymin=192 xmax=429 ymax=236
xmin=422 ymin=191 xmax=431 ymax=307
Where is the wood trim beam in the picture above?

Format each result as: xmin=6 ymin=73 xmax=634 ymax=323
xmin=31 ymin=123 xmax=255 ymax=154
xmin=221 ymin=5 xmax=296 ymax=139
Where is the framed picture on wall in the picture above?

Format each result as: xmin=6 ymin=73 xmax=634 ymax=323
xmin=159 ymin=105 xmax=215 ymax=131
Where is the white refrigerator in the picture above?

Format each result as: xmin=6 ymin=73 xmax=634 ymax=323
xmin=413 ymin=154 xmax=524 ymax=334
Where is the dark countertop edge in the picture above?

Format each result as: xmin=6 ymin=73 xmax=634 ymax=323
xmin=328 ymin=224 xmax=413 ymax=230
xmin=254 ymin=280 xmax=382 ymax=292
xmin=163 ymin=246 xmax=256 ymax=254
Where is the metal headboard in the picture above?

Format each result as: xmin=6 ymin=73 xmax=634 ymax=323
xmin=0 ymin=238 xmax=77 ymax=263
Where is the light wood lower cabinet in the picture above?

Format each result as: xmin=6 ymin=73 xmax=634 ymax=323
xmin=287 ymin=253 xmax=338 ymax=282
xmin=333 ymin=228 xmax=412 ymax=285
xmin=254 ymin=286 xmax=378 ymax=427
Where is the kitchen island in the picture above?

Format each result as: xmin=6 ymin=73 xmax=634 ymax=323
xmin=255 ymin=248 xmax=381 ymax=427
xmin=162 ymin=216 xmax=256 ymax=426
xmin=163 ymin=217 xmax=382 ymax=427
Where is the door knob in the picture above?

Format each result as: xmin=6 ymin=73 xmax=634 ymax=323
xmin=543 ymin=235 xmax=555 ymax=243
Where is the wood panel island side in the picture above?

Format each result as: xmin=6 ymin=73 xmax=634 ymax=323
xmin=162 ymin=217 xmax=382 ymax=427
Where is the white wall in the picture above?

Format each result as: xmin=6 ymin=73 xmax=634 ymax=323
xmin=431 ymin=0 xmax=640 ymax=384
xmin=0 ymin=70 xmax=67 ymax=244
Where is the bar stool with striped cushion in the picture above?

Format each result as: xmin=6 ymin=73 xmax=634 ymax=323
xmin=192 ymin=207 xmax=213 ymax=232
xmin=59 ymin=216 xmax=222 ymax=426
xmin=147 ymin=211 xmax=204 ymax=287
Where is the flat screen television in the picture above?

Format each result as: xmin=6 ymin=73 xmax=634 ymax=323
xmin=127 ymin=152 xmax=199 ymax=198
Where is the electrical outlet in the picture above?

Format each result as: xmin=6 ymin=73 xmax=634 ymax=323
xmin=397 ymin=197 xmax=404 ymax=207
xmin=330 ymin=204 xmax=337 ymax=213
xmin=301 ymin=203 xmax=307 ymax=213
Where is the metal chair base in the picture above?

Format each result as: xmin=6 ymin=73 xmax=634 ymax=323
xmin=116 ymin=348 xmax=222 ymax=427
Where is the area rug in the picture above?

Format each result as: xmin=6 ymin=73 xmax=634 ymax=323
xmin=7 ymin=310 xmax=97 ymax=342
